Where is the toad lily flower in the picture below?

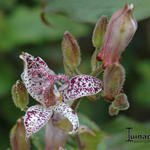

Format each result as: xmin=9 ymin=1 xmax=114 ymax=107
xmin=20 ymin=52 xmax=102 ymax=138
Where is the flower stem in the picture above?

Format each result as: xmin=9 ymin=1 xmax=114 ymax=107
xmin=74 ymin=68 xmax=81 ymax=75
xmin=71 ymin=99 xmax=81 ymax=111
xmin=90 ymin=66 xmax=103 ymax=77
xmin=75 ymin=134 xmax=84 ymax=150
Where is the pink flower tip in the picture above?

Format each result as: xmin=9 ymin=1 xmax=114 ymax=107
xmin=97 ymin=4 xmax=137 ymax=68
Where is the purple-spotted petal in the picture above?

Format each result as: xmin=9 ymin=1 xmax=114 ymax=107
xmin=19 ymin=52 xmax=70 ymax=107
xmin=62 ymin=75 xmax=102 ymax=101
xmin=24 ymin=105 xmax=52 ymax=138
xmin=54 ymin=74 xmax=70 ymax=91
xmin=20 ymin=52 xmax=55 ymax=75
xmin=53 ymin=102 xmax=79 ymax=134
xmin=20 ymin=52 xmax=55 ymax=105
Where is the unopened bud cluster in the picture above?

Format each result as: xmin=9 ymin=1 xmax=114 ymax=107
xmin=91 ymin=4 xmax=137 ymax=115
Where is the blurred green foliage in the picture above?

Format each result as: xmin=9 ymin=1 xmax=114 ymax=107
xmin=102 ymin=116 xmax=150 ymax=150
xmin=45 ymin=0 xmax=150 ymax=22
xmin=0 ymin=0 xmax=150 ymax=149
xmin=0 ymin=6 xmax=89 ymax=51
xmin=133 ymin=61 xmax=150 ymax=106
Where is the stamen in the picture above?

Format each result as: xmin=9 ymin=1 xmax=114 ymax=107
xmin=59 ymin=93 xmax=63 ymax=102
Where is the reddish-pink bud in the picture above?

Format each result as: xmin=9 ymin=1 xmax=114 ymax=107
xmin=97 ymin=4 xmax=137 ymax=68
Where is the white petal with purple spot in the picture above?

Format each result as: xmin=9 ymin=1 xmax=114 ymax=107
xmin=20 ymin=52 xmax=55 ymax=104
xmin=53 ymin=102 xmax=79 ymax=134
xmin=20 ymin=53 xmax=70 ymax=107
xmin=62 ymin=75 xmax=102 ymax=101
xmin=24 ymin=105 xmax=52 ymax=138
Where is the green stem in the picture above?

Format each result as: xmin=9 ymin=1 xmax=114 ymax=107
xmin=21 ymin=106 xmax=28 ymax=112
xmin=75 ymin=134 xmax=84 ymax=150
xmin=74 ymin=68 xmax=81 ymax=75
xmin=90 ymin=66 xmax=103 ymax=77
xmin=71 ymin=99 xmax=81 ymax=111
xmin=91 ymin=47 xmax=104 ymax=77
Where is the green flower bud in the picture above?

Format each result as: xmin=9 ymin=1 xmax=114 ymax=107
xmin=54 ymin=118 xmax=73 ymax=132
xmin=109 ymin=104 xmax=119 ymax=116
xmin=78 ymin=125 xmax=95 ymax=136
xmin=10 ymin=118 xmax=30 ymax=150
xmin=63 ymin=60 xmax=76 ymax=76
xmin=12 ymin=80 xmax=29 ymax=110
xmin=103 ymin=63 xmax=125 ymax=101
xmin=62 ymin=31 xmax=81 ymax=69
xmin=113 ymin=93 xmax=129 ymax=110
xmin=92 ymin=16 xmax=108 ymax=48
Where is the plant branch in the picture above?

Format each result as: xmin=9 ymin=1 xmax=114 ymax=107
xmin=74 ymin=68 xmax=81 ymax=75
xmin=71 ymin=99 xmax=81 ymax=111
xmin=90 ymin=66 xmax=103 ymax=77
xmin=75 ymin=134 xmax=84 ymax=150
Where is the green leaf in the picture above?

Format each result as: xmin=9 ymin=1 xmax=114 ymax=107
xmin=80 ymin=130 xmax=104 ymax=150
xmin=45 ymin=0 xmax=150 ymax=23
xmin=79 ymin=114 xmax=105 ymax=150
xmin=102 ymin=116 xmax=150 ymax=150
xmin=78 ymin=113 xmax=100 ymax=130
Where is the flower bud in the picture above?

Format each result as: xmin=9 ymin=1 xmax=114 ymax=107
xmin=109 ymin=104 xmax=119 ymax=116
xmin=78 ymin=125 xmax=95 ymax=136
xmin=103 ymin=63 xmax=125 ymax=101
xmin=54 ymin=118 xmax=73 ymax=132
xmin=10 ymin=118 xmax=30 ymax=150
xmin=63 ymin=60 xmax=76 ymax=76
xmin=62 ymin=31 xmax=81 ymax=68
xmin=113 ymin=93 xmax=129 ymax=110
xmin=92 ymin=16 xmax=108 ymax=48
xmin=12 ymin=80 xmax=29 ymax=110
xmin=97 ymin=4 xmax=137 ymax=69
